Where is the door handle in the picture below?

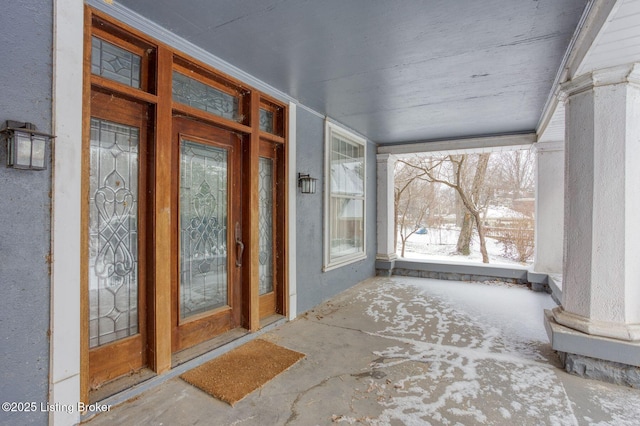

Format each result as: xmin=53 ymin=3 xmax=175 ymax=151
xmin=235 ymin=222 xmax=244 ymax=267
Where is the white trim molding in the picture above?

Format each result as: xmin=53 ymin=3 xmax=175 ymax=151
xmin=288 ymin=102 xmax=298 ymax=320
xmin=50 ymin=0 xmax=84 ymax=424
xmin=378 ymin=133 xmax=536 ymax=157
xmin=559 ymin=62 xmax=640 ymax=102
xmin=533 ymin=140 xmax=564 ymax=153
xmin=536 ymin=0 xmax=620 ymax=141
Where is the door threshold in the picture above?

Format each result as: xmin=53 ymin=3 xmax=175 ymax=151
xmin=172 ymin=327 xmax=249 ymax=367
xmin=260 ymin=313 xmax=286 ymax=329
xmin=89 ymin=368 xmax=156 ymax=404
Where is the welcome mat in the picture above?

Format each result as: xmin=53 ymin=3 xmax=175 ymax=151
xmin=180 ymin=339 xmax=305 ymax=406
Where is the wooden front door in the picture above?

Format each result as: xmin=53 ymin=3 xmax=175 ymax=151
xmin=172 ymin=116 xmax=244 ymax=352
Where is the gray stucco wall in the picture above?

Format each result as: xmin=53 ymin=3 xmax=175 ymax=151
xmin=0 ymin=1 xmax=53 ymax=425
xmin=295 ymin=108 xmax=377 ymax=314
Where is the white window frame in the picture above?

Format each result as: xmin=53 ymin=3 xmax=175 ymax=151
xmin=323 ymin=120 xmax=367 ymax=271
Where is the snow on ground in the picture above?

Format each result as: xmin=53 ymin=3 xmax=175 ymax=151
xmin=399 ymin=227 xmax=528 ymax=266
xmin=353 ymin=277 xmax=583 ymax=425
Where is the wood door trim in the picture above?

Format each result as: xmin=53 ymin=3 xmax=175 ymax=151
xmin=172 ymin=103 xmax=252 ymax=135
xmin=81 ymin=6 xmax=93 ymax=404
xmin=151 ymin=44 xmax=174 ymax=374
xmin=241 ymin=91 xmax=261 ymax=331
xmin=90 ymin=77 xmax=159 ymax=105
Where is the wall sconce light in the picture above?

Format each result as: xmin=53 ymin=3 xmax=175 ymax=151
xmin=298 ymin=173 xmax=317 ymax=194
xmin=1 ymin=120 xmax=55 ymax=170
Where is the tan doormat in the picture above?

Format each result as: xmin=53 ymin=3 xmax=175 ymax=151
xmin=180 ymin=339 xmax=305 ymax=406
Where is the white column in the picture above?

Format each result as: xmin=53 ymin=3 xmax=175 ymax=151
xmin=376 ymin=154 xmax=397 ymax=261
xmin=533 ymin=141 xmax=564 ymax=274
xmin=553 ymin=63 xmax=640 ymax=342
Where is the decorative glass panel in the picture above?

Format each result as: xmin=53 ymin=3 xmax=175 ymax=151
xmin=173 ymin=72 xmax=239 ymax=121
xmin=258 ymin=157 xmax=274 ymax=295
xmin=180 ymin=141 xmax=229 ymax=318
xmin=259 ymin=108 xmax=274 ymax=134
xmin=91 ymin=36 xmax=141 ymax=88
xmin=89 ymin=118 xmax=140 ymax=348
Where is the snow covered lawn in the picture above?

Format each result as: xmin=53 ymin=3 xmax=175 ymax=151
xmin=399 ymin=227 xmax=530 ymax=266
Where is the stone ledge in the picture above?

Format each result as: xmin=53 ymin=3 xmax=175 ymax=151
xmin=527 ymin=271 xmax=549 ymax=293
xmin=392 ymin=259 xmax=530 ymax=284
xmin=544 ymin=309 xmax=640 ymax=368
xmin=377 ymin=259 xmax=563 ymax=297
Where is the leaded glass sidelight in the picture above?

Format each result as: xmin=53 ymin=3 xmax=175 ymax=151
xmin=172 ymin=72 xmax=239 ymax=121
xmin=180 ymin=141 xmax=229 ymax=318
xmin=258 ymin=157 xmax=274 ymax=295
xmin=89 ymin=118 xmax=140 ymax=348
xmin=91 ymin=36 xmax=141 ymax=88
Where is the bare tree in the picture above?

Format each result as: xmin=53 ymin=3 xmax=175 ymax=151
xmin=495 ymin=149 xmax=535 ymax=199
xmin=401 ymin=153 xmax=492 ymax=263
xmin=394 ymin=162 xmax=433 ymax=257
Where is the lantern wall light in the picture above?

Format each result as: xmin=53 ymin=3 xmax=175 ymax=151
xmin=1 ymin=120 xmax=55 ymax=171
xmin=298 ymin=173 xmax=317 ymax=194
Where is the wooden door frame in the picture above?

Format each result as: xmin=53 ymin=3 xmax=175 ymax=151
xmin=81 ymin=6 xmax=289 ymax=402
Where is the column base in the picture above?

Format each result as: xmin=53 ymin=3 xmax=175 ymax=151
xmin=375 ymin=255 xmax=396 ymax=277
xmin=545 ymin=309 xmax=640 ymax=388
xmin=559 ymin=352 xmax=640 ymax=388
xmin=375 ymin=253 xmax=398 ymax=262
xmin=552 ymin=307 xmax=640 ymax=341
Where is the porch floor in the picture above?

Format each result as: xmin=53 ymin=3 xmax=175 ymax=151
xmin=85 ymin=276 xmax=640 ymax=425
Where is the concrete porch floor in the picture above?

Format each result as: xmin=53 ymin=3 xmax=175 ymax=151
xmin=85 ymin=276 xmax=640 ymax=425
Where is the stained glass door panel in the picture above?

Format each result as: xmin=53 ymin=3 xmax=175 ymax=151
xmin=258 ymin=157 xmax=274 ymax=296
xmin=258 ymin=142 xmax=281 ymax=320
xmin=89 ymin=118 xmax=140 ymax=347
xmin=180 ymin=141 xmax=229 ymax=318
xmin=172 ymin=117 xmax=241 ymax=352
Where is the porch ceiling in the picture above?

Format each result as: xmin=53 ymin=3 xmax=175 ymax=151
xmin=116 ymin=0 xmax=588 ymax=144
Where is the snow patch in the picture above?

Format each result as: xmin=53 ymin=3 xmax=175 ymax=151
xmin=357 ymin=278 xmax=576 ymax=425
